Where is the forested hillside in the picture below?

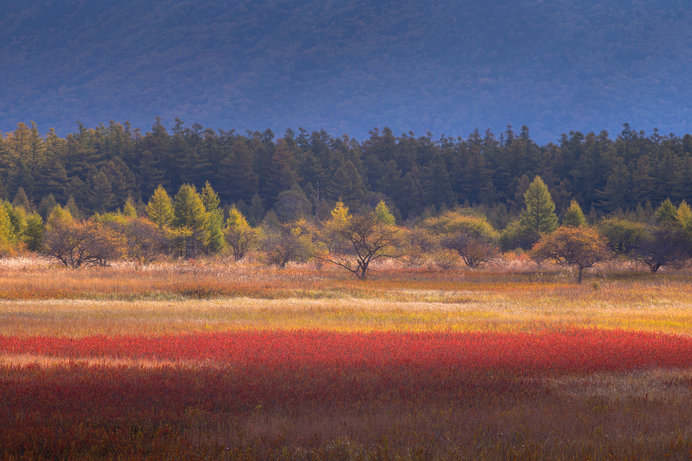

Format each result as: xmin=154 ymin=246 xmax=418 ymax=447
xmin=1 ymin=121 xmax=690 ymax=224
xmin=2 ymin=0 xmax=691 ymax=141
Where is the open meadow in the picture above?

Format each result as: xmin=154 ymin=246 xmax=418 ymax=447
xmin=1 ymin=257 xmax=691 ymax=459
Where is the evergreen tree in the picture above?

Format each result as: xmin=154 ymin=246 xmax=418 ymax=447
xmin=247 ymin=193 xmax=265 ymax=226
xmin=0 ymin=205 xmax=15 ymax=255
xmin=329 ymin=160 xmax=364 ymax=205
xmin=562 ymin=200 xmax=586 ymax=227
xmin=259 ymin=145 xmax=295 ymax=208
xmin=275 ymin=184 xmax=312 ymax=223
xmin=90 ymin=170 xmax=116 ymax=212
xmin=422 ymin=152 xmax=454 ymax=208
xmin=12 ymin=187 xmax=32 ymax=212
xmin=23 ymin=212 xmax=44 ymax=252
xmin=137 ymin=150 xmax=166 ymax=199
xmin=4 ymin=202 xmax=26 ymax=242
xmin=221 ymin=141 xmax=258 ymax=203
xmin=654 ymin=198 xmax=679 ymax=227
xmin=37 ymin=194 xmax=58 ymax=220
xmin=173 ymin=184 xmax=209 ymax=256
xmin=519 ymin=176 xmax=558 ymax=237
xmin=46 ymin=204 xmax=74 ymax=229
xmin=102 ymin=157 xmax=137 ymax=203
xmin=330 ymin=201 xmax=351 ymax=228
xmin=677 ymin=201 xmax=692 ymax=230
xmin=65 ymin=196 xmax=81 ymax=221
xmin=374 ymin=201 xmax=395 ymax=225
xmin=146 ymin=185 xmax=175 ymax=229
xmin=201 ymin=181 xmax=224 ymax=253
xmin=206 ymin=208 xmax=225 ymax=254
xmin=34 ymin=158 xmax=68 ymax=204
xmin=201 ymin=181 xmax=221 ymax=213
xmin=123 ymin=197 xmax=138 ymax=218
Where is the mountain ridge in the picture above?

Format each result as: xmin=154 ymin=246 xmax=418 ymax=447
xmin=1 ymin=0 xmax=691 ymax=143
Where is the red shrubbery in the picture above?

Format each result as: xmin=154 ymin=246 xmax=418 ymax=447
xmin=3 ymin=329 xmax=692 ymax=458
xmin=3 ymin=329 xmax=691 ymax=375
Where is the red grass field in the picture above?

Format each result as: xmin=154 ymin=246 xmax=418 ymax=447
xmin=2 ymin=329 xmax=692 ymax=373
xmin=1 ymin=262 xmax=691 ymax=459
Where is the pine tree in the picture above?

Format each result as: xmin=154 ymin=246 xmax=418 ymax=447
xmin=46 ymin=204 xmax=74 ymax=230
xmin=146 ymin=185 xmax=174 ymax=229
xmin=221 ymin=141 xmax=258 ymax=203
xmin=202 ymin=182 xmax=225 ymax=253
xmin=173 ymin=184 xmax=209 ymax=256
xmin=65 ymin=196 xmax=81 ymax=221
xmin=519 ymin=176 xmax=558 ymax=237
xmin=374 ymin=201 xmax=395 ymax=225
xmin=12 ymin=187 xmax=32 ymax=212
xmin=206 ymin=208 xmax=225 ymax=254
xmin=102 ymin=157 xmax=137 ymax=203
xmin=677 ymin=201 xmax=692 ymax=230
xmin=23 ymin=212 xmax=44 ymax=252
xmin=329 ymin=201 xmax=351 ymax=228
xmin=123 ymin=197 xmax=138 ymax=218
xmin=0 ymin=205 xmax=15 ymax=256
xmin=562 ymin=200 xmax=586 ymax=227
xmin=329 ymin=160 xmax=364 ymax=205
xmin=247 ymin=193 xmax=265 ymax=226
xmin=90 ymin=170 xmax=116 ymax=212
xmin=654 ymin=198 xmax=679 ymax=228
xmin=136 ymin=150 xmax=166 ymax=199
xmin=37 ymin=194 xmax=58 ymax=220
xmin=4 ymin=201 xmax=26 ymax=242
xmin=227 ymin=206 xmax=250 ymax=229
xmin=201 ymin=181 xmax=221 ymax=213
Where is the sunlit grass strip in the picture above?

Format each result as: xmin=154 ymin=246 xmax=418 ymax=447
xmin=1 ymin=296 xmax=691 ymax=337
xmin=2 ymin=329 xmax=691 ymax=373
xmin=0 ymin=261 xmax=689 ymax=301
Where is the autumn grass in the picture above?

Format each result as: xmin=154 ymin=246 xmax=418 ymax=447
xmin=1 ymin=356 xmax=691 ymax=459
xmin=0 ymin=270 xmax=689 ymax=337
xmin=1 ymin=258 xmax=691 ymax=459
xmin=0 ymin=256 xmax=689 ymax=302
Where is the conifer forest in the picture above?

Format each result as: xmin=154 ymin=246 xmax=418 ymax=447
xmin=2 ymin=121 xmax=690 ymax=222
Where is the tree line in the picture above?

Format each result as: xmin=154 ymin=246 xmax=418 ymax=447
xmin=0 ymin=176 xmax=690 ymax=282
xmin=1 ymin=120 xmax=690 ymax=228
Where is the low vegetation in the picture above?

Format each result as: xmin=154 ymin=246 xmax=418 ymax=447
xmin=0 ymin=260 xmax=690 ymax=459
xmin=0 ymin=176 xmax=689 ymax=285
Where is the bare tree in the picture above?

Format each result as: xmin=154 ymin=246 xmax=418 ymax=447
xmin=44 ymin=220 xmax=125 ymax=268
xmin=318 ymin=213 xmax=400 ymax=280
xmin=441 ymin=231 xmax=498 ymax=269
xmin=634 ymin=226 xmax=688 ymax=273
xmin=531 ymin=226 xmax=610 ymax=283
xmin=263 ymin=221 xmax=314 ymax=268
xmin=120 ymin=218 xmax=169 ymax=264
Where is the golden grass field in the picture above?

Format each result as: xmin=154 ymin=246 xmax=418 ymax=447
xmin=1 ymin=257 xmax=691 ymax=459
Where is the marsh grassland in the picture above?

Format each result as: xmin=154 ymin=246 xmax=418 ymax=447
xmin=1 ymin=258 xmax=691 ymax=459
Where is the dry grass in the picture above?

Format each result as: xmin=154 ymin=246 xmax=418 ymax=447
xmin=1 ymin=258 xmax=691 ymax=459
xmin=1 ymin=357 xmax=690 ymax=460
xmin=0 ymin=257 xmax=689 ymax=301
xmin=0 ymin=279 xmax=689 ymax=337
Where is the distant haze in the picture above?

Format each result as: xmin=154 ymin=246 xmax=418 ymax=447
xmin=2 ymin=0 xmax=691 ymax=143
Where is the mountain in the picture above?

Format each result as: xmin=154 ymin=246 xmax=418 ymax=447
xmin=1 ymin=0 xmax=691 ymax=142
